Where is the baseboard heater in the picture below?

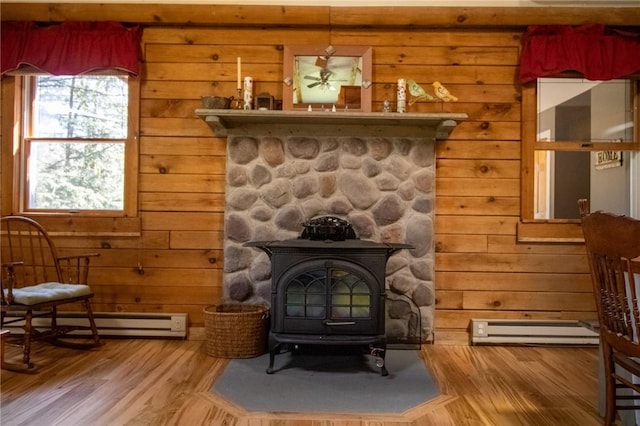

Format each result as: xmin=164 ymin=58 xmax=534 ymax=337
xmin=2 ymin=312 xmax=188 ymax=339
xmin=470 ymin=319 xmax=599 ymax=345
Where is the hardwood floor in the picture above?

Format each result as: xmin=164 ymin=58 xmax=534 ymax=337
xmin=1 ymin=337 xmax=605 ymax=425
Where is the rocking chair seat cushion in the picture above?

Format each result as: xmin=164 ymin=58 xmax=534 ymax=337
xmin=4 ymin=282 xmax=92 ymax=306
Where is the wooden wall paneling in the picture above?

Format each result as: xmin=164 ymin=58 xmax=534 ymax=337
xmin=399 ymin=101 xmax=519 ymax=119
xmin=436 ymin=196 xmax=520 ymax=216
xmin=435 ymin=216 xmax=518 ymax=235
xmin=437 ymin=177 xmax=519 ymax=197
xmin=436 ymin=234 xmax=489 ymax=253
xmin=89 ymin=249 xmax=221 ymax=269
xmin=462 ymin=291 xmax=595 ymax=311
xmin=42 ymin=231 xmax=169 ymax=251
xmin=139 ymin=155 xmax=225 ymax=176
xmin=142 ymin=212 xmax=224 ymax=232
xmin=139 ymin=192 xmax=225 ymax=212
xmin=145 ymin=44 xmax=282 ymax=64
xmin=437 ymin=253 xmax=588 ymax=274
xmin=142 ymin=27 xmax=331 ymax=46
xmin=140 ymin=117 xmax=211 ymax=138
xmin=89 ymin=268 xmax=222 ymax=289
xmin=372 ymin=45 xmax=520 ymax=66
xmin=141 ymin=100 xmax=209 ymax=120
xmin=91 ymin=284 xmax=222 ymax=306
xmin=330 ymin=29 xmax=524 ymax=47
xmin=437 ymin=159 xmax=520 ymax=179
xmin=435 ymin=290 xmax=464 ymax=310
xmin=145 ymin=63 xmax=282 ymax=85
xmin=139 ymin=137 xmax=226 ymax=156
xmin=170 ymin=230 xmax=224 ymax=250
xmin=373 ymin=65 xmax=518 ymax=85
xmin=451 ymin=121 xmax=521 ymax=140
xmin=436 ymin=271 xmax=592 ymax=293
xmin=139 ymin=174 xmax=225 ymax=194
xmin=436 ymin=140 xmax=521 ymax=160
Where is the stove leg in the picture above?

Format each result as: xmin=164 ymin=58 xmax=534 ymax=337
xmin=266 ymin=342 xmax=282 ymax=374
xmin=370 ymin=346 xmax=388 ymax=376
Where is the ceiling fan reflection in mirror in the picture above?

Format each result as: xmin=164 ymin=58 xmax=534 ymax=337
xmin=304 ymin=68 xmax=347 ymax=91
xmin=294 ymin=47 xmax=363 ymax=104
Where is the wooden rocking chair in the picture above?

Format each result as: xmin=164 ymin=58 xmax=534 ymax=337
xmin=1 ymin=216 xmax=102 ymax=370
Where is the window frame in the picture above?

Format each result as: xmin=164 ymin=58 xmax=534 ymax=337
xmin=520 ymin=77 xmax=640 ymax=223
xmin=12 ymin=74 xmax=140 ymax=219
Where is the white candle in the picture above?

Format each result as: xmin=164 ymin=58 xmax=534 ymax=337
xmin=397 ymin=78 xmax=407 ymax=113
xmin=237 ymin=57 xmax=241 ymax=90
xmin=243 ymin=76 xmax=253 ymax=110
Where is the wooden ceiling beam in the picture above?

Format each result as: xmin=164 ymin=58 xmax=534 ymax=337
xmin=1 ymin=3 xmax=639 ymax=27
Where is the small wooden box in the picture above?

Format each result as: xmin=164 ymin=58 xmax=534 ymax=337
xmin=337 ymin=86 xmax=361 ymax=108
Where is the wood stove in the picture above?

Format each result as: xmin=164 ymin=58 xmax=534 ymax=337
xmin=245 ymin=216 xmax=411 ymax=375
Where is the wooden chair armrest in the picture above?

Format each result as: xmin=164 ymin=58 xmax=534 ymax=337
xmin=1 ymin=262 xmax=24 ymax=305
xmin=57 ymin=253 xmax=100 ymax=261
xmin=2 ymin=261 xmax=25 ymax=268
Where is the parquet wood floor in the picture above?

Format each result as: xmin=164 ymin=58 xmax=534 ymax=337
xmin=0 ymin=338 xmax=606 ymax=425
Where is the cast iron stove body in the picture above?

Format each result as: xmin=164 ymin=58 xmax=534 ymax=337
xmin=245 ymin=216 xmax=411 ymax=375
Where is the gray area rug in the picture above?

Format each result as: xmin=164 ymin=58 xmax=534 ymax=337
xmin=212 ymin=349 xmax=440 ymax=413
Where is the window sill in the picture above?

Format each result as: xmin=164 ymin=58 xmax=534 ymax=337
xmin=516 ymin=220 xmax=585 ymax=243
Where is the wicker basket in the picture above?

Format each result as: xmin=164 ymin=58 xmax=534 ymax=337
xmin=204 ymin=304 xmax=269 ymax=358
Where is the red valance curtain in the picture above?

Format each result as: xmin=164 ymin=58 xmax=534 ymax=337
xmin=519 ymin=24 xmax=640 ymax=83
xmin=1 ymin=21 xmax=142 ymax=76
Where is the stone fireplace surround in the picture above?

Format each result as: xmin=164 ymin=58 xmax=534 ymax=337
xmin=197 ymin=110 xmax=465 ymax=343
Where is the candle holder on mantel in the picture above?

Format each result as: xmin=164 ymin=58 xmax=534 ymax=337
xmin=232 ymin=88 xmax=244 ymax=109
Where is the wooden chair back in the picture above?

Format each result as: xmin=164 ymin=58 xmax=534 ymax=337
xmin=582 ymin=211 xmax=640 ymax=354
xmin=2 ymin=216 xmax=63 ymax=288
xmin=581 ymin=210 xmax=640 ymax=424
xmin=1 ymin=216 xmax=91 ymax=290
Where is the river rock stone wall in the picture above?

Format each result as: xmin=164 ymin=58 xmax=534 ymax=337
xmin=223 ymin=133 xmax=435 ymax=343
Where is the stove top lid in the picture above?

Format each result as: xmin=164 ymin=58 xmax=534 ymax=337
xmin=300 ymin=215 xmax=357 ymax=241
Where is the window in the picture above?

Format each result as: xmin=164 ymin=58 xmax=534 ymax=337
xmin=521 ymin=77 xmax=640 ymax=222
xmin=17 ymin=74 xmax=139 ymax=217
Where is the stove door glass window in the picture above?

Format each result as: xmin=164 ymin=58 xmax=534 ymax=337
xmin=331 ymin=270 xmax=371 ymax=318
xmin=285 ymin=269 xmax=326 ymax=318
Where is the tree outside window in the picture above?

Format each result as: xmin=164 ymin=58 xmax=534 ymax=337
xmin=24 ymin=75 xmax=129 ymax=212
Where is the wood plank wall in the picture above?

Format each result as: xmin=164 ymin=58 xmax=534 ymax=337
xmin=2 ymin=4 xmax=639 ymax=344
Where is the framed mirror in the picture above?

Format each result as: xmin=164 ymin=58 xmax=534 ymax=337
xmin=283 ymin=45 xmax=372 ymax=112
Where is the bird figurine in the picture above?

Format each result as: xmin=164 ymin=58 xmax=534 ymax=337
xmin=432 ymin=81 xmax=458 ymax=102
xmin=407 ymin=79 xmax=434 ymax=104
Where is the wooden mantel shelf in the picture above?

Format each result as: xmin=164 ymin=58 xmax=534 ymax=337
xmin=195 ymin=109 xmax=467 ymax=140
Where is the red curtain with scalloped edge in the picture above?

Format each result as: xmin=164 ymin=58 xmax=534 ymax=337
xmin=1 ymin=21 xmax=142 ymax=76
xmin=519 ymin=24 xmax=640 ymax=84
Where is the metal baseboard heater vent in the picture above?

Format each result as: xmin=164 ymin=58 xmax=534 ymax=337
xmin=3 ymin=312 xmax=188 ymax=339
xmin=470 ymin=319 xmax=599 ymax=345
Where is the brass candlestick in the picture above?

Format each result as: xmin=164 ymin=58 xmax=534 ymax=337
xmin=234 ymin=88 xmax=244 ymax=109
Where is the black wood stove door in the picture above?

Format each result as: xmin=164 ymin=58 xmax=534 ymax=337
xmin=272 ymin=258 xmax=384 ymax=336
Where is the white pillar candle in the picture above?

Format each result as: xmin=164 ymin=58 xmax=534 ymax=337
xmin=243 ymin=76 xmax=253 ymax=110
xmin=397 ymin=78 xmax=406 ymax=113
xmin=237 ymin=57 xmax=242 ymax=90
